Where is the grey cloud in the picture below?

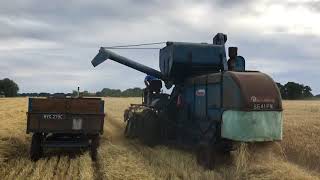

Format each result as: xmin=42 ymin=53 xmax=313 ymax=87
xmin=286 ymin=1 xmax=320 ymax=12
xmin=214 ymin=0 xmax=255 ymax=8
xmin=0 ymin=0 xmax=319 ymax=94
xmin=230 ymin=33 xmax=320 ymax=62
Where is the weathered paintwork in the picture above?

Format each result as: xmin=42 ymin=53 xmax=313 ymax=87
xmin=91 ymin=32 xmax=283 ymax=149
xmin=159 ymin=42 xmax=227 ymax=80
xmin=221 ymin=110 xmax=282 ymax=141
xmin=179 ymin=71 xmax=282 ymax=144
xmin=27 ymin=98 xmax=105 ymax=134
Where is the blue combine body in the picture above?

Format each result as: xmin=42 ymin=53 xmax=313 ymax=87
xmin=91 ymin=33 xmax=282 ymax=168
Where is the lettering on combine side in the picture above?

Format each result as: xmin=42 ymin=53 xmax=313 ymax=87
xmin=253 ymin=103 xmax=274 ymax=110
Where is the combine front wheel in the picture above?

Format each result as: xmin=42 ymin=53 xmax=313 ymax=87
xmin=141 ymin=109 xmax=160 ymax=147
xmin=124 ymin=119 xmax=135 ymax=138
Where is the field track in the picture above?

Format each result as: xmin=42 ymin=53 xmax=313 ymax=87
xmin=0 ymin=97 xmax=319 ymax=180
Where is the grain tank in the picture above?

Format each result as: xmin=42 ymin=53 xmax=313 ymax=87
xmin=91 ymin=33 xmax=282 ymax=168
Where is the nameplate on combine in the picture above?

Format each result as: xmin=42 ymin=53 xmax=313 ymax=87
xmin=251 ymin=96 xmax=275 ymax=110
xmin=196 ymin=89 xmax=206 ymax=96
xmin=43 ymin=114 xmax=64 ymax=120
xmin=253 ymin=103 xmax=274 ymax=110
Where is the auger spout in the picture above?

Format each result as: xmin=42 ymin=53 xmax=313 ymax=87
xmin=91 ymin=47 xmax=165 ymax=80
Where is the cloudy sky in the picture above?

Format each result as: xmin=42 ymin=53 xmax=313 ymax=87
xmin=1 ymin=0 xmax=319 ymax=94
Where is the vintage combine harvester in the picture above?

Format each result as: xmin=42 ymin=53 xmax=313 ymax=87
xmin=91 ymin=33 xmax=282 ymax=168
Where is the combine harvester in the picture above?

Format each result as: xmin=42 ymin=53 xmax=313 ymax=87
xmin=91 ymin=33 xmax=283 ymax=168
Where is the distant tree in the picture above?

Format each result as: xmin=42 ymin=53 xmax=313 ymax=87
xmin=72 ymin=90 xmax=78 ymax=97
xmin=39 ymin=92 xmax=51 ymax=97
xmin=303 ymin=86 xmax=313 ymax=98
xmin=276 ymin=82 xmax=313 ymax=99
xmin=0 ymin=78 xmax=19 ymax=97
xmin=81 ymin=90 xmax=97 ymax=97
xmin=122 ymin=88 xmax=143 ymax=97
xmin=98 ymin=88 xmax=122 ymax=97
xmin=96 ymin=87 xmax=143 ymax=97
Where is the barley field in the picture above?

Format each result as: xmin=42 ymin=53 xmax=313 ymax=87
xmin=0 ymin=97 xmax=319 ymax=180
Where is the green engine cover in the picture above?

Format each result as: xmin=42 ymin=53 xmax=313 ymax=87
xmin=221 ymin=110 xmax=283 ymax=142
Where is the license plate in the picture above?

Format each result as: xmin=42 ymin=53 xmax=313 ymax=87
xmin=43 ymin=114 xmax=64 ymax=120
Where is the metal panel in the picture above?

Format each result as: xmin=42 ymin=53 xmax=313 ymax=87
xmin=207 ymin=84 xmax=221 ymax=108
xmin=225 ymin=71 xmax=282 ymax=111
xmin=27 ymin=98 xmax=105 ymax=134
xmin=221 ymin=110 xmax=283 ymax=141
xmin=223 ymin=75 xmax=242 ymax=109
xmin=159 ymin=42 xmax=227 ymax=79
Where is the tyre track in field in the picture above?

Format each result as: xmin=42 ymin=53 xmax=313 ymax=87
xmin=92 ymin=116 xmax=113 ymax=180
xmin=52 ymin=155 xmax=61 ymax=177
xmin=92 ymin=161 xmax=104 ymax=180
xmin=63 ymin=158 xmax=71 ymax=177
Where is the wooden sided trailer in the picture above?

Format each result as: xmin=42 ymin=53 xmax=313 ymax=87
xmin=26 ymin=97 xmax=105 ymax=161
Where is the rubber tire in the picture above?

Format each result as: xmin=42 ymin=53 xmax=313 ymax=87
xmin=196 ymin=145 xmax=217 ymax=169
xmin=124 ymin=120 xmax=131 ymax=138
xmin=124 ymin=119 xmax=135 ymax=138
xmin=196 ymin=145 xmax=210 ymax=168
xmin=91 ymin=135 xmax=100 ymax=161
xmin=197 ymin=144 xmax=232 ymax=169
xmin=141 ymin=109 xmax=160 ymax=147
xmin=30 ymin=133 xmax=42 ymax=161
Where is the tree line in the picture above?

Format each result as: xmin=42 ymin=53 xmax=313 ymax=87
xmin=0 ymin=78 xmax=19 ymax=97
xmin=276 ymin=82 xmax=313 ymax=99
xmin=19 ymin=88 xmax=143 ymax=97
xmin=0 ymin=77 xmax=319 ymax=99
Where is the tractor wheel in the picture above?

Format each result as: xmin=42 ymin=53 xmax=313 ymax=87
xmin=30 ymin=133 xmax=43 ymax=161
xmin=91 ymin=135 xmax=100 ymax=161
xmin=141 ymin=109 xmax=160 ymax=147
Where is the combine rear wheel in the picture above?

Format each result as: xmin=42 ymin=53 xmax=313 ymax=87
xmin=196 ymin=144 xmax=232 ymax=169
xmin=196 ymin=145 xmax=214 ymax=169
xmin=30 ymin=133 xmax=43 ymax=161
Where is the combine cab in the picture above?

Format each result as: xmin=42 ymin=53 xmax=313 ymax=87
xmin=91 ymin=33 xmax=282 ymax=168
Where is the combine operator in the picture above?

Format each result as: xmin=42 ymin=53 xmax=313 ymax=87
xmin=144 ymin=75 xmax=161 ymax=105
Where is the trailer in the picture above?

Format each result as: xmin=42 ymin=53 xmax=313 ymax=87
xmin=26 ymin=97 xmax=105 ymax=161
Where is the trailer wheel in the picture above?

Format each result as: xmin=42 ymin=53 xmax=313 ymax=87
xmin=91 ymin=135 xmax=100 ymax=161
xmin=30 ymin=133 xmax=42 ymax=161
